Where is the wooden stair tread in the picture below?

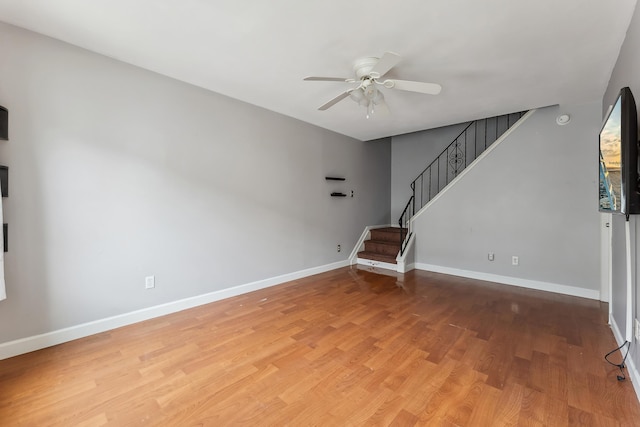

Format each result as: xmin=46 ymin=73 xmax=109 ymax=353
xmin=364 ymin=239 xmax=401 ymax=256
xmin=357 ymin=251 xmax=398 ymax=264
xmin=371 ymin=227 xmax=407 ymax=234
xmin=367 ymin=239 xmax=401 ymax=246
xmin=370 ymin=227 xmax=407 ymax=236
xmin=369 ymin=228 xmax=408 ymax=244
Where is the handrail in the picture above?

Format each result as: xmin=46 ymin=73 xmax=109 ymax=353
xmin=398 ymin=110 xmax=527 ymax=255
xmin=414 ymin=120 xmax=475 ymax=181
xmin=399 ymin=195 xmax=414 ymax=254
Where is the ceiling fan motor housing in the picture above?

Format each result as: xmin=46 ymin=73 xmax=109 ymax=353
xmin=353 ymin=57 xmax=380 ymax=80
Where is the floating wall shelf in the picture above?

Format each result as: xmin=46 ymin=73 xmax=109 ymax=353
xmin=326 ymin=176 xmax=346 ymax=197
xmin=0 ymin=166 xmax=7 ymax=198
xmin=1 ymin=104 xmax=9 ymax=252
xmin=0 ymin=106 xmax=7 ymax=140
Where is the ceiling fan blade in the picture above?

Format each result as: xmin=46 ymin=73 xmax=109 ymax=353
xmin=385 ymin=79 xmax=442 ymax=95
xmin=369 ymin=52 xmax=401 ymax=79
xmin=318 ymin=90 xmax=352 ymax=110
xmin=304 ymin=76 xmax=351 ymax=82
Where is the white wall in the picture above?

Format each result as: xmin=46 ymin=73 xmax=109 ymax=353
xmin=0 ymin=23 xmax=391 ymax=344
xmin=603 ymin=0 xmax=640 ymax=386
xmin=412 ymin=103 xmax=602 ymax=296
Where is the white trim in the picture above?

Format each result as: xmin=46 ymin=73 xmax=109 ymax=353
xmin=348 ymin=224 xmax=391 ymax=265
xmin=411 ymin=110 xmax=536 ymax=222
xmin=396 ymin=233 xmax=416 ymax=273
xmin=404 ymin=263 xmax=416 ymax=272
xmin=357 ymin=257 xmax=396 ymax=271
xmin=610 ymin=316 xmax=640 ymax=404
xmin=0 ymin=260 xmax=349 ymax=360
xmin=415 ymin=263 xmax=600 ymax=300
xmin=600 ymin=213 xmax=612 ymax=302
xmin=625 ymin=219 xmax=635 ymax=342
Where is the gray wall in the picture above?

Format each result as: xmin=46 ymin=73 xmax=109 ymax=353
xmin=390 ymin=123 xmax=468 ymax=222
xmin=0 ymin=23 xmax=391 ymax=343
xmin=412 ymin=103 xmax=601 ymax=291
xmin=603 ymin=0 xmax=640 ymax=364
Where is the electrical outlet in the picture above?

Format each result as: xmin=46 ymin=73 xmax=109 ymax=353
xmin=488 ymin=252 xmax=494 ymax=261
xmin=337 ymin=244 xmax=341 ymax=253
xmin=512 ymin=256 xmax=519 ymax=266
xmin=635 ymin=318 xmax=640 ymax=341
xmin=145 ymin=275 xmax=155 ymax=289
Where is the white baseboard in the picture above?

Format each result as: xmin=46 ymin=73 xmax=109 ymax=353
xmin=415 ymin=263 xmax=600 ymax=300
xmin=357 ymin=258 xmax=397 ymax=271
xmin=404 ymin=263 xmax=416 ymax=272
xmin=610 ymin=316 xmax=640 ymax=403
xmin=395 ymin=233 xmax=415 ymax=273
xmin=0 ymin=260 xmax=349 ymax=360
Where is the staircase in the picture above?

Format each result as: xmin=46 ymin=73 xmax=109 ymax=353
xmin=357 ymin=227 xmax=407 ymax=267
xmin=353 ymin=110 xmax=529 ymax=272
xmin=398 ymin=110 xmax=528 ymax=255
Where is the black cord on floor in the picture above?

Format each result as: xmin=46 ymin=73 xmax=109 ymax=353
xmin=605 ymin=340 xmax=631 ymax=381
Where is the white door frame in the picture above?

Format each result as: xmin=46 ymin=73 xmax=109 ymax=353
xmin=600 ymin=213 xmax=612 ymax=306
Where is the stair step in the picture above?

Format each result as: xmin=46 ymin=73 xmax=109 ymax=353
xmin=364 ymin=239 xmax=401 ymax=256
xmin=357 ymin=251 xmax=398 ymax=265
xmin=370 ymin=227 xmax=408 ymax=243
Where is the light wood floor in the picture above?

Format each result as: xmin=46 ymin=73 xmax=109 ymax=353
xmin=1 ymin=266 xmax=639 ymax=426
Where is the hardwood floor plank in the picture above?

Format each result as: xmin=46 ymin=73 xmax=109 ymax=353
xmin=544 ymin=396 xmax=569 ymax=426
xmin=466 ymin=383 xmax=503 ymax=425
xmin=492 ymin=382 xmax=525 ymax=425
xmin=389 ymin=408 xmax=420 ymax=426
xmin=333 ymin=385 xmax=396 ymax=423
xmin=518 ymin=386 xmax=548 ymax=426
xmin=1 ymin=266 xmax=639 ymax=425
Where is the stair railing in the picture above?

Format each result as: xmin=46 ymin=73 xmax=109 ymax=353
xmin=398 ymin=193 xmax=414 ymax=253
xmin=399 ymin=111 xmax=526 ymax=255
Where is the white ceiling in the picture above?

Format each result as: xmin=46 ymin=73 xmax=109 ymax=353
xmin=0 ymin=0 xmax=636 ymax=141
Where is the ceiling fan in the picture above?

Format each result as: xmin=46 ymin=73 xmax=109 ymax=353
xmin=304 ymin=52 xmax=442 ymax=118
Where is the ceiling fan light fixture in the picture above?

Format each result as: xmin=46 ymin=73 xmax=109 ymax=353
xmin=373 ymin=90 xmax=384 ymax=105
xmin=359 ymin=81 xmax=385 ymax=118
xmin=363 ymin=82 xmax=377 ymax=100
xmin=366 ymin=101 xmax=375 ymax=119
xmin=349 ymin=88 xmax=365 ymax=103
